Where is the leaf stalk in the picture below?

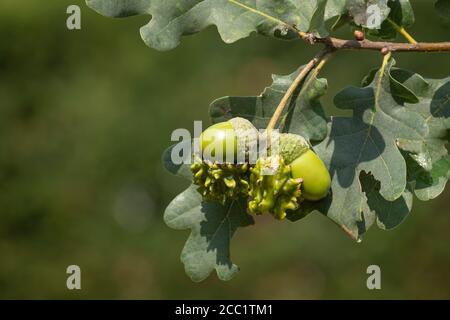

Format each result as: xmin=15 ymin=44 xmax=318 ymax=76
xmin=266 ymin=49 xmax=332 ymax=132
xmin=387 ymin=17 xmax=418 ymax=44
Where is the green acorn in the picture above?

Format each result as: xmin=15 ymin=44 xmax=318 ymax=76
xmin=192 ymin=117 xmax=258 ymax=204
xmin=248 ymin=133 xmax=331 ymax=219
xmin=278 ymin=133 xmax=331 ymax=201
xmin=199 ymin=117 xmax=258 ymax=163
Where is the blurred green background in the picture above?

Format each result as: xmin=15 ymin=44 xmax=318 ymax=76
xmin=0 ymin=0 xmax=449 ymax=299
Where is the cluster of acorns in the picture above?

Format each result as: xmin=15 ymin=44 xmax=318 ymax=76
xmin=191 ymin=117 xmax=331 ymax=220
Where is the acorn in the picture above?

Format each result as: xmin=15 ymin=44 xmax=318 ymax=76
xmin=248 ymin=133 xmax=331 ymax=219
xmin=192 ymin=117 xmax=258 ymax=204
xmin=276 ymin=133 xmax=331 ymax=201
xmin=199 ymin=117 xmax=258 ymax=163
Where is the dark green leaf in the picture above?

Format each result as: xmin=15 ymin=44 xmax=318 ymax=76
xmin=291 ymin=58 xmax=430 ymax=240
xmin=361 ymin=172 xmax=412 ymax=231
xmin=210 ymin=66 xmax=328 ymax=142
xmin=392 ymin=71 xmax=450 ymax=200
xmin=436 ymin=0 xmax=450 ymax=25
xmin=389 ymin=0 xmax=414 ymax=27
xmin=368 ymin=0 xmax=415 ymax=40
xmin=309 ymin=0 xmax=327 ymax=37
xmin=162 ymin=144 xmax=193 ymax=181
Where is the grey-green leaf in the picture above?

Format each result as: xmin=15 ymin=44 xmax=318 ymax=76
xmin=164 ymin=185 xmax=254 ymax=281
xmin=162 ymin=143 xmax=193 ymax=180
xmin=291 ymin=58 xmax=430 ymax=240
xmin=331 ymin=59 xmax=428 ymax=201
xmin=395 ymin=72 xmax=450 ymax=200
xmin=85 ymin=0 xmax=351 ymax=51
xmin=210 ymin=65 xmax=328 ymax=142
xmin=407 ymin=154 xmax=450 ymax=201
xmin=368 ymin=0 xmax=415 ymax=39
xmin=347 ymin=0 xmax=392 ymax=29
xmin=361 ymin=172 xmax=413 ymax=231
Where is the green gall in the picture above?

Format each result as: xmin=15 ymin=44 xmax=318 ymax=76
xmin=248 ymin=155 xmax=302 ymax=220
xmin=191 ymin=156 xmax=251 ymax=205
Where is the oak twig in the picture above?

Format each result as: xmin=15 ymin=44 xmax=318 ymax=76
xmin=228 ymin=0 xmax=450 ymax=53
xmin=266 ymin=49 xmax=332 ymax=132
xmin=315 ymin=37 xmax=450 ymax=53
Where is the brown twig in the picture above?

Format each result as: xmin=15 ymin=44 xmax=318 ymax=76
xmin=228 ymin=0 xmax=450 ymax=53
xmin=266 ymin=48 xmax=333 ymax=131
xmin=316 ymin=37 xmax=450 ymax=53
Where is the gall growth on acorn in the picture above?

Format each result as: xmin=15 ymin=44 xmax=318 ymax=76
xmin=192 ymin=118 xmax=332 ymax=219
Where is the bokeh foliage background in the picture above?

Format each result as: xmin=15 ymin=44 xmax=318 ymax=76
xmin=0 ymin=0 xmax=449 ymax=299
